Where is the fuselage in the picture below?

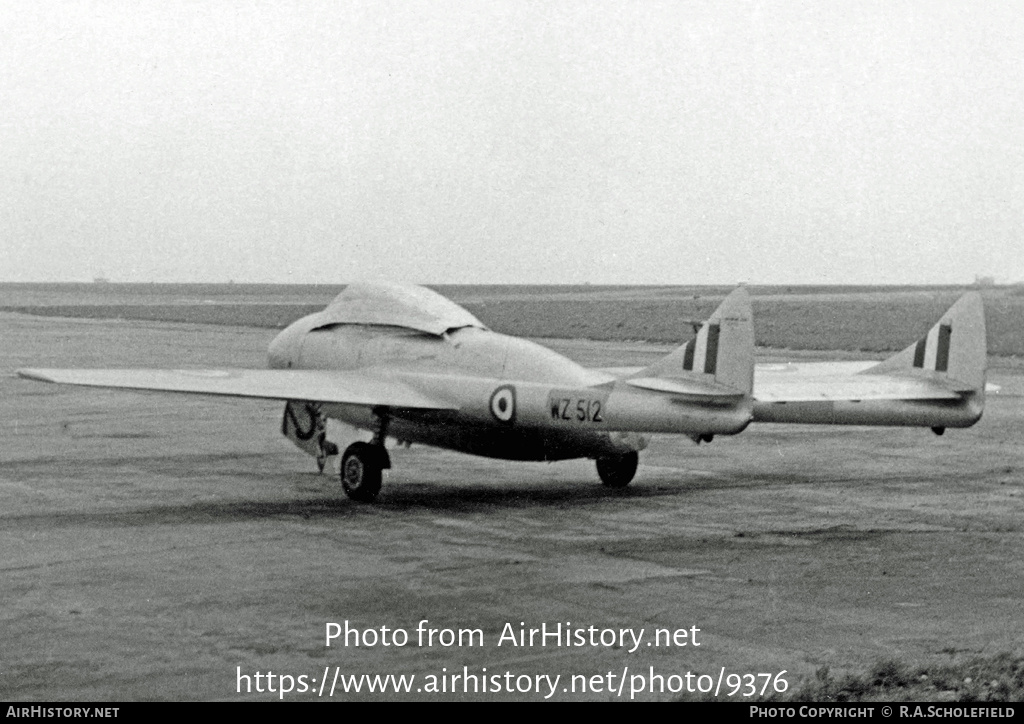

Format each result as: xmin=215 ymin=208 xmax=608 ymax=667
xmin=268 ymin=318 xmax=750 ymax=461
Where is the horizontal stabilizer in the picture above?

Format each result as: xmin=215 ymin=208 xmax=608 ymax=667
xmin=625 ymin=376 xmax=747 ymax=399
xmin=754 ymin=376 xmax=964 ymax=403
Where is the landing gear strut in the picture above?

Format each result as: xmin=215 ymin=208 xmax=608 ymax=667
xmin=317 ymin=438 xmax=339 ymax=473
xmin=340 ymin=409 xmax=391 ymax=502
xmin=595 ymin=451 xmax=639 ymax=488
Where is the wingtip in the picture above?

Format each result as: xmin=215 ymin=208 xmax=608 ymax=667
xmin=16 ymin=369 xmax=54 ymax=383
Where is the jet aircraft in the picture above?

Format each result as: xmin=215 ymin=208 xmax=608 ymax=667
xmin=17 ymin=284 xmax=986 ymax=502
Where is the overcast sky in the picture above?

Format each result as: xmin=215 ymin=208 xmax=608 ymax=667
xmin=2 ymin=1 xmax=1021 ymax=285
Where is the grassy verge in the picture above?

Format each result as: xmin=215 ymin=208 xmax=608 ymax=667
xmin=771 ymin=654 xmax=1024 ymax=702
xmin=4 ymin=293 xmax=1022 ymax=355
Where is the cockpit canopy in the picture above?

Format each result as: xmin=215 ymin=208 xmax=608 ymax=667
xmin=318 ymin=283 xmax=486 ymax=336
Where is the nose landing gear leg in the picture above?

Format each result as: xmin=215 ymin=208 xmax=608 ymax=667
xmin=340 ymin=408 xmax=392 ymax=502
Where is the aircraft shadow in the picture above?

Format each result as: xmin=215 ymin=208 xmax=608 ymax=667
xmin=0 ymin=480 xmax=680 ymax=531
xmin=365 ymin=478 xmax=674 ymax=512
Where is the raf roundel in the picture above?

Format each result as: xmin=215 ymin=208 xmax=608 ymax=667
xmin=489 ymin=385 xmax=516 ymax=424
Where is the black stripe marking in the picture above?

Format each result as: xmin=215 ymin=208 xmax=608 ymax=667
xmin=704 ymin=323 xmax=720 ymax=375
xmin=682 ymin=340 xmax=695 ymax=371
xmin=935 ymin=323 xmax=952 ymax=372
xmin=913 ymin=338 xmax=926 ymax=368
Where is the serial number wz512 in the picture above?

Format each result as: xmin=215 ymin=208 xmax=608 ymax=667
xmin=549 ymin=395 xmax=605 ymax=423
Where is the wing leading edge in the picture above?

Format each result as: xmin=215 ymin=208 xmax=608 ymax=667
xmin=16 ymin=368 xmax=458 ymax=411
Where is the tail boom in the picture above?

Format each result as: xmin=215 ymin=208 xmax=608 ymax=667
xmin=753 ymin=292 xmax=986 ymax=428
xmin=753 ymin=395 xmax=983 ymax=427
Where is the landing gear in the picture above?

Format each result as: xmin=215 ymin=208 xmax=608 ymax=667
xmin=281 ymin=401 xmax=339 ymax=474
xmin=340 ymin=408 xmax=392 ymax=502
xmin=595 ymin=451 xmax=639 ymax=488
xmin=340 ymin=442 xmax=391 ymax=502
xmin=317 ymin=438 xmax=339 ymax=473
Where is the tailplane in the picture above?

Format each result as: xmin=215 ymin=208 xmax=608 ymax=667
xmin=627 ymin=287 xmax=754 ymax=398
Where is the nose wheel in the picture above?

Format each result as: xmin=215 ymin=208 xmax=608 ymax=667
xmin=340 ymin=441 xmax=391 ymax=502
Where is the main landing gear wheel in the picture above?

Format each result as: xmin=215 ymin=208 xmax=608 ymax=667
xmin=595 ymin=451 xmax=639 ymax=488
xmin=340 ymin=442 xmax=390 ymax=502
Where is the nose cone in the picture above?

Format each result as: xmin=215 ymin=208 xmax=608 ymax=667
xmin=268 ymin=325 xmax=300 ymax=369
xmin=267 ymin=311 xmax=324 ymax=369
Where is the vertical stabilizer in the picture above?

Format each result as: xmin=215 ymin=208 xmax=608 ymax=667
xmin=866 ymin=292 xmax=987 ymax=392
xmin=633 ymin=288 xmax=754 ymax=395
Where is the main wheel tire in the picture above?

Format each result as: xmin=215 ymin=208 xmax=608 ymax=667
xmin=340 ymin=442 xmax=384 ymax=502
xmin=595 ymin=451 xmax=639 ymax=488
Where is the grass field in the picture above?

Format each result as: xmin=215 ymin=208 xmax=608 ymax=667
xmin=768 ymin=653 xmax=1024 ymax=702
xmin=1 ymin=283 xmax=1021 ymax=356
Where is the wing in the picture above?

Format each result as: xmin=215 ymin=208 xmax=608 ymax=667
xmin=16 ymin=368 xmax=458 ymax=410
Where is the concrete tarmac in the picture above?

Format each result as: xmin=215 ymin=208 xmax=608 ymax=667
xmin=1 ymin=313 xmax=1022 ymax=701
